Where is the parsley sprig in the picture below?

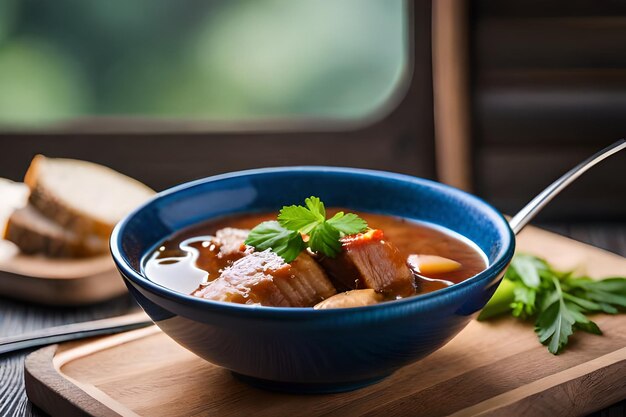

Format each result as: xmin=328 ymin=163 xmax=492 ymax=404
xmin=479 ymin=254 xmax=626 ymax=354
xmin=244 ymin=196 xmax=368 ymax=262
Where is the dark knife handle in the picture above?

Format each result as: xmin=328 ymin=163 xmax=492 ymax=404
xmin=0 ymin=311 xmax=153 ymax=355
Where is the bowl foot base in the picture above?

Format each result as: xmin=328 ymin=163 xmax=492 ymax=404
xmin=231 ymin=372 xmax=390 ymax=394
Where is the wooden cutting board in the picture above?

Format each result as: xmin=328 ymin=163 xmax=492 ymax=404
xmin=23 ymin=227 xmax=626 ymax=416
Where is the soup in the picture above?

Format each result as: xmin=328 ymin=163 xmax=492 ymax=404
xmin=143 ymin=210 xmax=487 ymax=309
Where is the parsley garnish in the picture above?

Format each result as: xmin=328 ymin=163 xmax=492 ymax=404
xmin=244 ymin=196 xmax=368 ymax=262
xmin=242 ymin=221 xmax=306 ymax=263
xmin=479 ymin=254 xmax=626 ymax=354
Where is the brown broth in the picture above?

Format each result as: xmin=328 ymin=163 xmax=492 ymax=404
xmin=143 ymin=210 xmax=487 ymax=299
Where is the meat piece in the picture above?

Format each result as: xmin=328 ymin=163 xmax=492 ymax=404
xmin=193 ymin=249 xmax=289 ymax=305
xmin=319 ymin=229 xmax=416 ymax=298
xmin=193 ymin=250 xmax=336 ymax=307
xmin=275 ymin=253 xmax=336 ymax=306
xmin=186 ymin=228 xmax=250 ymax=281
xmin=216 ymin=227 xmax=249 ymax=253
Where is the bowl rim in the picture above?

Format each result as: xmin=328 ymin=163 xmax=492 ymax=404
xmin=110 ymin=166 xmax=515 ymax=318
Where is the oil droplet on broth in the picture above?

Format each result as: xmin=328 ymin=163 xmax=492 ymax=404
xmin=144 ymin=237 xmax=209 ymax=294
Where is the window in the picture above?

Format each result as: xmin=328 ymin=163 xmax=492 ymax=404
xmin=0 ymin=0 xmax=408 ymax=129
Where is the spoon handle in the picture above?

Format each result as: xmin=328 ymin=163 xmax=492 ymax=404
xmin=509 ymin=139 xmax=626 ymax=235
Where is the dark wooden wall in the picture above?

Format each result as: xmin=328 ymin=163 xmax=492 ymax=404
xmin=470 ymin=1 xmax=626 ymax=221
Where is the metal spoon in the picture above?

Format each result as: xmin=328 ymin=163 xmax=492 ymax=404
xmin=1 ymin=139 xmax=624 ymax=355
xmin=509 ymin=139 xmax=626 ymax=234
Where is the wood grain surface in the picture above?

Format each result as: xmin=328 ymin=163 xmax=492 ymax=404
xmin=20 ymin=225 xmax=626 ymax=417
xmin=0 ymin=295 xmax=136 ymax=416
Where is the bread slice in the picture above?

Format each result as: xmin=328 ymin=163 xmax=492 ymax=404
xmin=4 ymin=205 xmax=108 ymax=258
xmin=25 ymin=155 xmax=155 ymax=239
xmin=0 ymin=178 xmax=29 ymax=236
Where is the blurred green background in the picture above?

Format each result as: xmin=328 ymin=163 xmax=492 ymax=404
xmin=0 ymin=0 xmax=407 ymax=127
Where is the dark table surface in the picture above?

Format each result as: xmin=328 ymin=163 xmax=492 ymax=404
xmin=1 ymin=223 xmax=625 ymax=417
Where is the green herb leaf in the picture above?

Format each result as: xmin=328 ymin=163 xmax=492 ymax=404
xmin=246 ymin=196 xmax=368 ymax=261
xmin=586 ymin=290 xmax=626 ymax=307
xmin=308 ymin=221 xmax=342 ymax=258
xmin=562 ymin=292 xmax=603 ymax=311
xmin=510 ymin=254 xmax=546 ymax=288
xmin=574 ymin=320 xmax=602 ymax=335
xmin=568 ymin=277 xmax=626 ymax=293
xmin=482 ymin=253 xmax=626 ymax=355
xmin=278 ymin=205 xmax=320 ymax=234
xmin=304 ymin=196 xmax=326 ymax=221
xmin=511 ymin=286 xmax=537 ymax=318
xmin=535 ymin=297 xmax=575 ymax=354
xmin=327 ymin=212 xmax=368 ymax=235
xmin=244 ymin=221 xmax=305 ymax=263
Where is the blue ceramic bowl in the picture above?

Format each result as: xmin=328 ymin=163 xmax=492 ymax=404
xmin=110 ymin=167 xmax=515 ymax=393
